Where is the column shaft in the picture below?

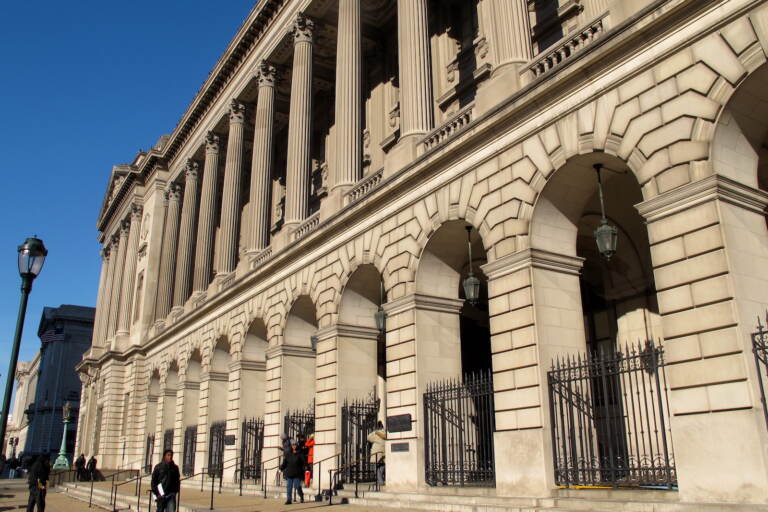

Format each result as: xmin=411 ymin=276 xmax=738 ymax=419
xmin=174 ymin=161 xmax=200 ymax=307
xmin=217 ymin=101 xmax=246 ymax=274
xmin=105 ymin=234 xmax=124 ymax=340
xmin=333 ymin=0 xmax=362 ymax=190
xmin=155 ymin=186 xmax=182 ymax=319
xmin=397 ymin=0 xmax=433 ymax=138
xmin=247 ymin=62 xmax=277 ymax=252
xmin=117 ymin=205 xmax=142 ymax=335
xmin=488 ymin=0 xmax=532 ymax=71
xmin=194 ymin=133 xmax=220 ymax=292
xmin=285 ymin=14 xmax=314 ymax=227
xmin=92 ymin=251 xmax=110 ymax=345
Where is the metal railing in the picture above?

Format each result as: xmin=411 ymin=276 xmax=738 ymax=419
xmin=325 ymin=453 xmax=381 ymax=505
xmin=548 ymin=340 xmax=676 ymax=488
xmin=751 ymin=314 xmax=768 ymax=432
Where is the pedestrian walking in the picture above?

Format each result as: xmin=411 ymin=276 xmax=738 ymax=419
xmin=304 ymin=433 xmax=315 ymax=486
xmin=74 ymin=454 xmax=86 ymax=482
xmin=86 ymin=455 xmax=97 ymax=481
xmin=8 ymin=456 xmax=19 ymax=479
xmin=26 ymin=455 xmax=49 ymax=512
xmin=151 ymin=450 xmax=181 ymax=512
xmin=367 ymin=421 xmax=386 ymax=488
xmin=279 ymin=441 xmax=306 ymax=505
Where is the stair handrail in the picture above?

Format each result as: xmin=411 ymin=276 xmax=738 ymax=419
xmin=312 ymin=452 xmax=340 ymax=501
xmin=260 ymin=453 xmax=284 ymax=498
xmin=326 ymin=452 xmax=381 ymax=504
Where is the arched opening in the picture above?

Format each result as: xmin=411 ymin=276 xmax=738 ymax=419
xmin=416 ymin=220 xmax=491 ymax=379
xmin=144 ymin=370 xmax=161 ymax=471
xmin=182 ymin=351 xmax=201 ymax=476
xmin=208 ymin=338 xmax=231 ymax=424
xmin=162 ymin=363 xmax=179 ymax=452
xmin=241 ymin=318 xmax=268 ymax=418
xmin=283 ymin=296 xmax=318 ymax=411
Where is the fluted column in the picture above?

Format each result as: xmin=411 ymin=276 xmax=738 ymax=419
xmin=92 ymin=249 xmax=110 ymax=345
xmin=488 ymin=0 xmax=532 ymax=73
xmin=107 ymin=225 xmax=128 ymax=340
xmin=333 ymin=0 xmax=362 ymax=191
xmin=247 ymin=61 xmax=277 ymax=252
xmin=284 ymin=13 xmax=314 ymax=228
xmin=117 ymin=204 xmax=142 ymax=335
xmin=101 ymin=238 xmax=119 ymax=343
xmin=217 ymin=100 xmax=247 ymax=275
xmin=174 ymin=160 xmax=200 ymax=307
xmin=397 ymin=0 xmax=433 ymax=138
xmin=155 ymin=185 xmax=182 ymax=320
xmin=194 ymin=132 xmax=220 ymax=292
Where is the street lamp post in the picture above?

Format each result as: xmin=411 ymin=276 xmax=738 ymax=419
xmin=53 ymin=402 xmax=72 ymax=469
xmin=0 ymin=237 xmax=47 ymax=456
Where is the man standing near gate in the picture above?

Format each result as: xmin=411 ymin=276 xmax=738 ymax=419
xmin=367 ymin=421 xmax=386 ymax=488
xmin=151 ymin=450 xmax=180 ymax=512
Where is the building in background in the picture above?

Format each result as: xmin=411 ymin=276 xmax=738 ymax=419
xmin=4 ymin=353 xmax=41 ymax=457
xmin=12 ymin=305 xmax=95 ymax=460
xmin=76 ymin=0 xmax=768 ymax=509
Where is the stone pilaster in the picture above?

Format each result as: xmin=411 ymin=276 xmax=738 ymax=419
xmin=247 ymin=61 xmax=277 ymax=253
xmin=217 ymin=100 xmax=247 ymax=275
xmin=102 ymin=235 xmax=121 ymax=343
xmin=174 ymin=160 xmax=199 ymax=308
xmin=194 ymin=132 xmax=220 ymax=292
xmin=107 ymin=222 xmax=129 ymax=341
xmin=117 ymin=205 xmax=142 ymax=336
xmin=333 ymin=0 xmax=362 ymax=193
xmin=284 ymin=13 xmax=314 ymax=229
xmin=155 ymin=185 xmax=182 ymax=320
xmin=396 ymin=0 xmax=433 ymax=139
xmin=92 ymin=249 xmax=110 ymax=346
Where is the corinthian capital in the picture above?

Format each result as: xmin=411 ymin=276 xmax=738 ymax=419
xmin=229 ymin=100 xmax=246 ymax=124
xmin=166 ymin=183 xmax=182 ymax=202
xmin=292 ymin=13 xmax=314 ymax=44
xmin=257 ymin=60 xmax=278 ymax=88
xmin=120 ymin=219 xmax=131 ymax=237
xmin=131 ymin=203 xmax=143 ymax=219
xmin=184 ymin=159 xmax=199 ymax=180
xmin=205 ymin=131 xmax=220 ymax=153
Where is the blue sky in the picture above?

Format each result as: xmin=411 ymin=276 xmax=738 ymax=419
xmin=0 ymin=2 xmax=255 ymax=410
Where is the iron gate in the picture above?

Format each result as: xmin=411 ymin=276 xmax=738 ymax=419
xmin=341 ymin=395 xmax=380 ymax=483
xmin=182 ymin=426 xmax=197 ymax=476
xmin=208 ymin=421 xmax=226 ymax=477
xmin=284 ymin=401 xmax=315 ymax=441
xmin=752 ymin=315 xmax=768 ymax=432
xmin=144 ymin=435 xmax=155 ymax=474
xmin=423 ymin=372 xmax=496 ymax=486
xmin=163 ymin=428 xmax=174 ymax=452
xmin=240 ymin=417 xmax=264 ymax=479
xmin=547 ymin=341 xmax=676 ymax=488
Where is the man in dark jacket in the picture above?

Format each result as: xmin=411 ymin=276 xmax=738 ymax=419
xmin=279 ymin=441 xmax=306 ymax=505
xmin=74 ymin=454 xmax=86 ymax=481
xmin=26 ymin=455 xmax=50 ymax=512
xmin=86 ymin=456 xmax=97 ymax=481
xmin=151 ymin=450 xmax=181 ymax=512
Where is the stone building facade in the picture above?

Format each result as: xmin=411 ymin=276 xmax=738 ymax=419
xmin=4 ymin=353 xmax=40 ymax=458
xmin=77 ymin=0 xmax=768 ymax=506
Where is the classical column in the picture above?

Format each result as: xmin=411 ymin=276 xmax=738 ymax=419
xmin=92 ymin=249 xmax=110 ymax=345
xmin=487 ymin=0 xmax=532 ymax=74
xmin=107 ymin=227 xmax=128 ymax=340
xmin=397 ymin=0 xmax=433 ymax=139
xmin=247 ymin=61 xmax=277 ymax=253
xmin=155 ymin=185 xmax=182 ymax=320
xmin=333 ymin=0 xmax=362 ymax=191
xmin=217 ymin=100 xmax=246 ymax=275
xmin=193 ymin=132 xmax=220 ymax=292
xmin=117 ymin=204 xmax=142 ymax=335
xmin=174 ymin=160 xmax=199 ymax=307
xmin=284 ymin=13 xmax=314 ymax=229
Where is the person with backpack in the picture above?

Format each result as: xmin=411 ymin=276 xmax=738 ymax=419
xmin=26 ymin=455 xmax=49 ymax=512
xmin=279 ymin=441 xmax=306 ymax=505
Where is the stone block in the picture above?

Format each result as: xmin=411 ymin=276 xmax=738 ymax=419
xmin=667 ymin=351 xmax=746 ymax=389
xmin=647 ymin=201 xmax=719 ymax=244
xmin=637 ymin=117 xmax=694 ymax=158
xmin=664 ymin=333 xmax=702 ymax=363
xmin=663 ymin=300 xmax=736 ymax=339
xmin=618 ymin=69 xmax=655 ymax=103
xmin=661 ymin=90 xmax=720 ymax=124
xmin=699 ymin=327 xmax=742 ymax=358
xmin=654 ymin=248 xmax=728 ymax=290
xmin=692 ymin=34 xmax=747 ymax=85
xmin=650 ymin=236 xmax=685 ymax=266
xmin=654 ymin=49 xmax=694 ymax=82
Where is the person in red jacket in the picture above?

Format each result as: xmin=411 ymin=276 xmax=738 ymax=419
xmin=304 ymin=434 xmax=315 ymax=486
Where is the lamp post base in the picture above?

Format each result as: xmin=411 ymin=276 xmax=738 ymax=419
xmin=52 ymin=454 xmax=70 ymax=469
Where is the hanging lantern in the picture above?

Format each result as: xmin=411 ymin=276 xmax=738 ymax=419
xmin=374 ymin=307 xmax=386 ymax=333
xmin=462 ymin=226 xmax=481 ymax=305
xmin=593 ymin=164 xmax=619 ymax=260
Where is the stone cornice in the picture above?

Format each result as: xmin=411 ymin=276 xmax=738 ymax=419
xmin=481 ymin=248 xmax=585 ymax=278
xmin=229 ymin=359 xmax=266 ymax=372
xmin=265 ymin=343 xmax=315 ymax=359
xmin=383 ymin=293 xmax=464 ymax=316
xmin=637 ymin=174 xmax=768 ymax=221
xmin=202 ymin=371 xmax=228 ymax=382
xmin=315 ymin=323 xmax=380 ymax=342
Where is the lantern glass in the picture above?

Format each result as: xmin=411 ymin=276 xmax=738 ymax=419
xmin=594 ymin=220 xmax=618 ymax=260
xmin=18 ymin=237 xmax=48 ymax=277
xmin=310 ymin=335 xmax=318 ymax=351
xmin=374 ymin=308 xmax=386 ymax=333
xmin=463 ymin=274 xmax=481 ymax=305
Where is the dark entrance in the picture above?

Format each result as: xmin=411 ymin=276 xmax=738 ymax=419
xmin=182 ymin=426 xmax=197 ymax=477
xmin=341 ymin=395 xmax=380 ymax=482
xmin=283 ymin=402 xmax=315 ymax=441
xmin=423 ymin=372 xmax=496 ymax=486
xmin=208 ymin=421 xmax=226 ymax=477
xmin=163 ymin=428 xmax=174 ymax=452
xmin=144 ymin=434 xmax=155 ymax=474
xmin=240 ymin=417 xmax=264 ymax=480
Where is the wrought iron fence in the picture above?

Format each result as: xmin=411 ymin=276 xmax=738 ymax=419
xmin=163 ymin=428 xmax=174 ymax=452
xmin=240 ymin=417 xmax=264 ymax=479
xmin=208 ymin=421 xmax=226 ymax=477
xmin=144 ymin=435 xmax=155 ymax=474
xmin=182 ymin=425 xmax=197 ymax=477
xmin=284 ymin=401 xmax=315 ymax=441
xmin=751 ymin=315 xmax=768 ymax=432
xmin=341 ymin=394 xmax=380 ymax=483
xmin=423 ymin=371 xmax=496 ymax=487
xmin=547 ymin=340 xmax=676 ymax=488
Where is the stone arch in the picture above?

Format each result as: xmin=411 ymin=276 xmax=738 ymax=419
xmin=210 ymin=336 xmax=232 ymax=374
xmin=283 ymin=295 xmax=318 ymax=348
